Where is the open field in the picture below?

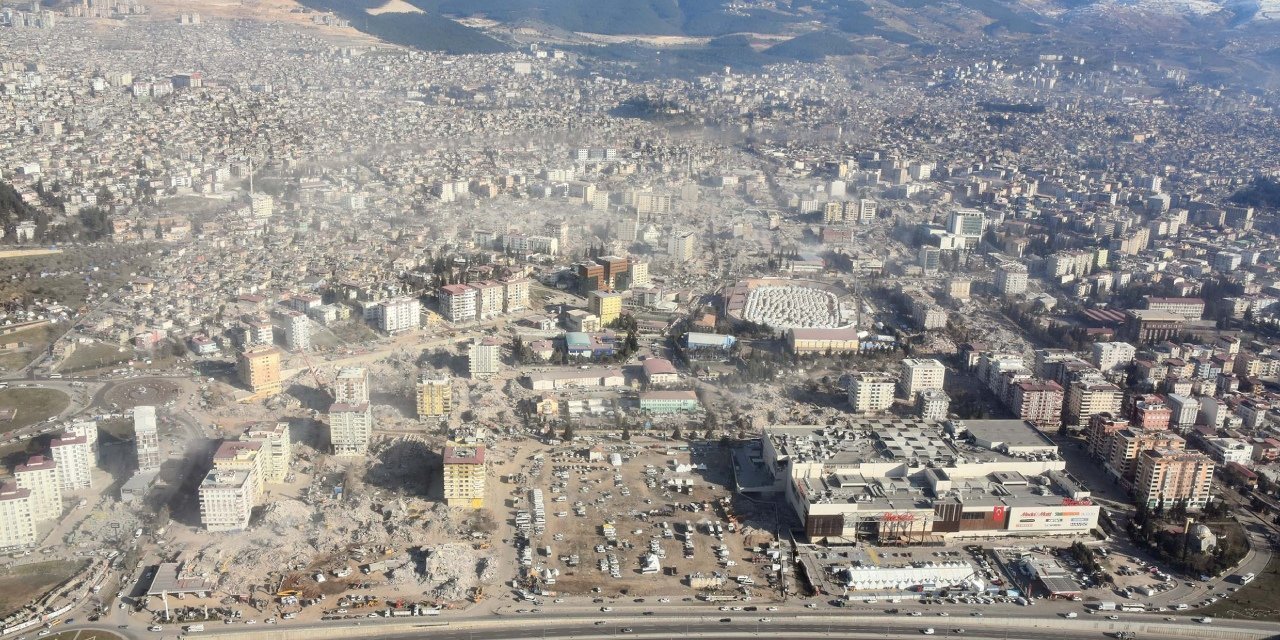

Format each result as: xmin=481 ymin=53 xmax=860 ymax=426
xmin=57 ymin=341 xmax=131 ymax=374
xmin=1195 ymin=556 xmax=1280 ymax=621
xmin=0 ymin=322 xmax=58 ymax=373
xmin=0 ymin=387 xmax=70 ymax=433
xmin=0 ymin=560 xmax=83 ymax=618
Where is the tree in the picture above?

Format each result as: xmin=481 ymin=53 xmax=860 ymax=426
xmin=671 ymin=426 xmax=682 ymax=440
xmin=621 ymin=426 xmax=631 ymax=441
xmin=562 ymin=424 xmax=575 ymax=441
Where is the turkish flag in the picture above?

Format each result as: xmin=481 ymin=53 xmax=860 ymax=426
xmin=993 ymin=505 xmax=1007 ymax=521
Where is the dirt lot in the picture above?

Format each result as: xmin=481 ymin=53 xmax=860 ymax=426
xmin=57 ymin=341 xmax=131 ymax=374
xmin=0 ymin=559 xmax=84 ymax=617
xmin=499 ymin=437 xmax=780 ymax=599
xmin=101 ymin=379 xmax=183 ymax=410
xmin=0 ymin=387 xmax=70 ymax=433
xmin=0 ymin=323 xmax=57 ymax=372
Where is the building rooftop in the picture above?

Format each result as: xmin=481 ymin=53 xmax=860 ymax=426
xmin=443 ymin=444 xmax=485 ymax=465
xmin=954 ymin=419 xmax=1057 ymax=452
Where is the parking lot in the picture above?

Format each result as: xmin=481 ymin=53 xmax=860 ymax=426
xmin=500 ymin=439 xmax=786 ymax=600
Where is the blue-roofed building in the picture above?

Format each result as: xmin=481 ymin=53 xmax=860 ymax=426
xmin=685 ymin=332 xmax=735 ymax=352
xmin=565 ymin=331 xmax=617 ymax=358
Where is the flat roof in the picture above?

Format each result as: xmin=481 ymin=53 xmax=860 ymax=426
xmin=526 ymin=368 xmax=623 ymax=382
xmin=443 ymin=444 xmax=485 ymax=465
xmin=958 ymin=419 xmax=1056 ymax=449
xmin=147 ymin=562 xmax=219 ymax=596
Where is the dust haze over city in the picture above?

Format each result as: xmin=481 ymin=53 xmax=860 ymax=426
xmin=3 ymin=1 xmax=1280 ymax=640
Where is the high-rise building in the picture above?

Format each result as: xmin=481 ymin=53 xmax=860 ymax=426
xmin=276 ymin=310 xmax=311 ymax=352
xmin=198 ymin=470 xmax=254 ymax=532
xmin=668 ymin=231 xmax=696 ymax=262
xmin=823 ymin=201 xmax=844 ymax=224
xmin=1010 ymin=380 xmax=1064 ymax=428
xmin=588 ymin=290 xmax=623 ymax=327
xmin=67 ymin=420 xmax=98 ymax=462
xmin=1091 ymin=342 xmax=1136 ymax=372
xmin=594 ymin=255 xmax=630 ymax=290
xmin=378 ymin=297 xmax=420 ymax=334
xmin=616 ymin=211 xmax=640 ymax=243
xmin=468 ymin=338 xmax=500 ymax=379
xmin=243 ymin=422 xmax=291 ymax=483
xmin=133 ymin=405 xmax=162 ymax=472
xmin=1135 ymin=450 xmax=1215 ymax=510
xmin=1086 ymin=413 xmax=1127 ymax=462
xmin=1064 ymin=378 xmax=1123 ymax=429
xmin=329 ymin=403 xmax=372 ymax=456
xmin=994 ymin=263 xmax=1028 ymax=296
xmin=503 ymin=278 xmax=530 ymax=314
xmin=1165 ymin=394 xmax=1199 ymax=428
xmin=900 ymin=359 xmax=946 ymax=400
xmin=249 ymin=192 xmax=273 ymax=221
xmin=575 ymin=261 xmax=606 ymax=295
xmin=440 ymin=284 xmax=478 ymax=323
xmin=49 ymin=435 xmax=92 ymax=491
xmin=13 ymin=456 xmax=61 ymax=522
xmin=848 ymin=371 xmax=896 ymax=414
xmin=624 ymin=259 xmax=650 ymax=288
xmin=473 ymin=281 xmax=505 ymax=320
xmin=945 ymin=277 xmax=971 ymax=301
xmin=916 ymin=389 xmax=950 ymax=421
xmin=211 ymin=440 xmax=265 ymax=501
xmin=333 ymin=367 xmax=370 ymax=404
xmin=947 ymin=208 xmax=984 ymax=247
xmin=0 ymin=482 xmax=36 ymax=551
xmin=852 ymin=198 xmax=877 ymax=224
xmin=416 ymin=372 xmax=452 ymax=419
xmin=1107 ymin=429 xmax=1185 ymax=480
xmin=442 ymin=442 xmax=486 ymax=508
xmin=238 ymin=345 xmax=282 ymax=397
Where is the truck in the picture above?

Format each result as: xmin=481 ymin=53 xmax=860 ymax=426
xmin=185 ymin=624 xmax=205 ymax=632
xmin=1097 ymin=602 xmax=1117 ymax=612
xmin=1238 ymin=573 xmax=1256 ymax=585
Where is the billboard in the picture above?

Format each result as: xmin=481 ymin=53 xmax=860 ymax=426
xmin=1006 ymin=505 xmax=1100 ymax=532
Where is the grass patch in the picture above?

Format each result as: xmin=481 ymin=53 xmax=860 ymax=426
xmin=1194 ymin=554 xmax=1280 ymax=621
xmin=329 ymin=320 xmax=379 ymax=343
xmin=0 ymin=322 xmax=58 ymax=373
xmin=58 ymin=341 xmax=131 ymax=373
xmin=0 ymin=387 xmax=70 ymax=433
xmin=0 ymin=559 xmax=83 ymax=617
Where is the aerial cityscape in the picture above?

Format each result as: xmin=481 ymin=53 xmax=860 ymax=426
xmin=1 ymin=1 xmax=1280 ymax=640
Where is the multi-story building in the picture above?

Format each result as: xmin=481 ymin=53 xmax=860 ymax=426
xmin=623 ymin=259 xmax=650 ymax=288
xmin=899 ymin=358 xmax=946 ymax=400
xmin=916 ymin=389 xmax=951 ymax=421
xmin=994 ymin=263 xmax=1028 ymax=296
xmin=238 ymin=345 xmax=282 ymax=397
xmin=333 ymin=367 xmax=370 ymax=405
xmin=243 ymin=422 xmax=291 ymax=483
xmin=588 ymin=290 xmax=623 ymax=326
xmin=1131 ymin=396 xmax=1172 ymax=430
xmin=211 ymin=440 xmax=265 ymax=501
xmin=1125 ymin=310 xmax=1184 ymax=344
xmin=785 ymin=327 xmax=859 ymax=355
xmin=473 ymin=281 xmax=505 ymax=320
xmin=468 ymin=338 xmax=500 ymax=379
xmin=1135 ymin=450 xmax=1215 ymax=510
xmin=49 ymin=435 xmax=92 ymax=491
xmin=1010 ymin=380 xmax=1064 ymax=428
xmin=0 ymin=482 xmax=36 ymax=551
xmin=762 ymin=420 xmax=1098 ymax=542
xmin=13 ymin=455 xmax=61 ymax=522
xmin=1144 ymin=297 xmax=1205 ymax=320
xmin=276 ymin=310 xmax=311 ymax=352
xmin=198 ymin=470 xmax=254 ymax=532
xmin=668 ymin=231 xmax=696 ymax=262
xmin=440 ymin=284 xmax=478 ymax=322
xmin=853 ymin=198 xmax=877 ymax=224
xmin=945 ymin=277 xmax=971 ymax=301
xmin=1106 ymin=429 xmax=1185 ymax=481
xmin=1064 ymin=378 xmax=1123 ymax=428
xmin=848 ymin=371 xmax=896 ymax=414
xmin=576 ymin=261 xmax=606 ymax=295
xmin=503 ymin=278 xmax=530 ymax=314
xmin=133 ymin=405 xmax=162 ymax=472
xmin=1165 ymin=394 xmax=1199 ymax=428
xmin=1091 ymin=341 xmax=1136 ymax=372
xmin=442 ymin=442 xmax=486 ymax=508
xmin=416 ymin=372 xmax=452 ymax=418
xmin=1086 ymin=413 xmax=1128 ymax=462
xmin=329 ymin=403 xmax=372 ymax=456
xmin=378 ymin=297 xmax=420 ymax=334
xmin=594 ymin=255 xmax=629 ymax=290
xmin=638 ymin=390 xmax=701 ymax=413
xmin=947 ymin=208 xmax=984 ymax=247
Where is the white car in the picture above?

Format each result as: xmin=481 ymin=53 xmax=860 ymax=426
xmin=1065 ymin=612 xmax=1078 ymax=619
xmin=922 ymin=629 xmax=935 ymax=636
xmin=910 ymin=611 xmax=923 ymax=617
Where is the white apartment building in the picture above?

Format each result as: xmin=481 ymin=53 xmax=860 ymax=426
xmin=378 ymin=297 xmax=420 ymax=334
xmin=503 ymin=278 xmax=530 ymax=314
xmin=474 ymin=281 xmax=505 ymax=320
xmin=134 ymin=405 xmax=162 ymax=472
xmin=333 ymin=367 xmax=370 ymax=404
xmin=849 ymin=372 xmax=896 ymax=414
xmin=1092 ymin=341 xmax=1136 ymax=372
xmin=1166 ymin=393 xmax=1200 ymax=428
xmin=440 ymin=284 xmax=478 ymax=322
xmin=994 ymin=263 xmax=1028 ymax=296
xmin=899 ymin=358 xmax=946 ymax=399
xmin=0 ymin=482 xmax=36 ymax=551
xmin=468 ymin=338 xmax=500 ymax=379
xmin=198 ymin=470 xmax=254 ymax=532
xmin=243 ymin=422 xmax=291 ymax=483
xmin=49 ymin=435 xmax=92 ymax=491
xmin=278 ymin=310 xmax=311 ymax=351
xmin=13 ymin=455 xmax=61 ymax=521
xmin=329 ymin=404 xmax=372 ymax=456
